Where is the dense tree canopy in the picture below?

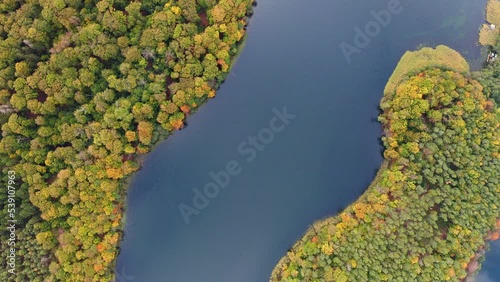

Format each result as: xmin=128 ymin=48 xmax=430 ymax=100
xmin=271 ymin=68 xmax=500 ymax=282
xmin=474 ymin=60 xmax=500 ymax=105
xmin=473 ymin=42 xmax=500 ymax=105
xmin=0 ymin=0 xmax=254 ymax=281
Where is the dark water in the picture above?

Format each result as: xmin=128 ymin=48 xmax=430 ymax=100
xmin=477 ymin=240 xmax=500 ymax=282
xmin=116 ymin=1 xmax=496 ymax=281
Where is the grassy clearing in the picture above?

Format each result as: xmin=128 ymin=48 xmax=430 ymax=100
xmin=487 ymin=0 xmax=500 ymax=26
xmin=383 ymin=45 xmax=469 ymax=98
xmin=479 ymin=0 xmax=500 ymax=46
xmin=479 ymin=24 xmax=499 ymax=46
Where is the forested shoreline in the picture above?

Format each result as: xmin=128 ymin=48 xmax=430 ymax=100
xmin=0 ymin=0 xmax=254 ymax=281
xmin=270 ymin=47 xmax=500 ymax=281
xmin=270 ymin=2 xmax=500 ymax=281
xmin=1 ymin=0 xmax=499 ymax=281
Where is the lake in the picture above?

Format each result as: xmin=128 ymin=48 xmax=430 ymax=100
xmin=477 ymin=240 xmax=500 ymax=282
xmin=116 ymin=1 xmax=497 ymax=281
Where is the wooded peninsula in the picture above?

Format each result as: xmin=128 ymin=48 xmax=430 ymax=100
xmin=270 ymin=1 xmax=500 ymax=281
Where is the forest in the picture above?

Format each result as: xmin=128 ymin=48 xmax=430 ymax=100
xmin=475 ymin=0 xmax=500 ymax=105
xmin=270 ymin=54 xmax=500 ymax=281
xmin=0 ymin=0 xmax=254 ymax=281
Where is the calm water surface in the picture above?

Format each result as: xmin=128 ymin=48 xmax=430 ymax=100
xmin=477 ymin=240 xmax=500 ymax=282
xmin=117 ymin=1 xmax=497 ymax=281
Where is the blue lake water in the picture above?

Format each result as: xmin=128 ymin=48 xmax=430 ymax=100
xmin=116 ymin=1 xmax=498 ymax=281
xmin=477 ymin=240 xmax=500 ymax=282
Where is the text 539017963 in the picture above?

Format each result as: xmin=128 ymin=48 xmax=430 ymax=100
xmin=6 ymin=170 xmax=17 ymax=275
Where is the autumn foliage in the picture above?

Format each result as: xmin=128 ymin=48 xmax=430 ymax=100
xmin=0 ymin=0 xmax=254 ymax=281
xmin=271 ymin=66 xmax=500 ymax=281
